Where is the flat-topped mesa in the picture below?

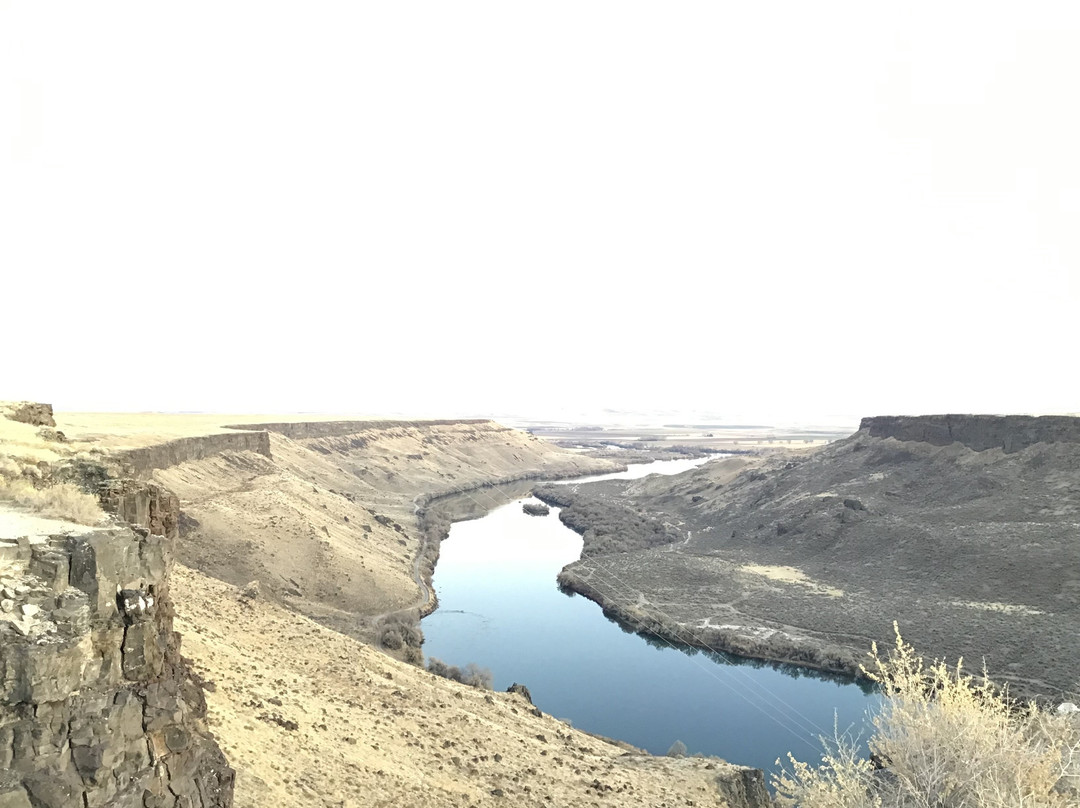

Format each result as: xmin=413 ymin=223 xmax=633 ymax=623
xmin=859 ymin=414 xmax=1080 ymax=453
xmin=223 ymin=418 xmax=494 ymax=440
xmin=0 ymin=482 xmax=234 ymax=808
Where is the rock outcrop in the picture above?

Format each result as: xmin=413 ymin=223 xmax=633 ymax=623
xmin=0 ymin=482 xmax=233 ymax=808
xmin=1 ymin=401 xmax=56 ymax=427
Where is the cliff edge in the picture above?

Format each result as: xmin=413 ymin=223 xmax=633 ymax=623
xmin=0 ymin=482 xmax=233 ymax=808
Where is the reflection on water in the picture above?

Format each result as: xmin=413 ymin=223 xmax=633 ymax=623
xmin=421 ymin=459 xmax=882 ymax=780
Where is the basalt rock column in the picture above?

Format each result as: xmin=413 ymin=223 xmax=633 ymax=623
xmin=0 ymin=485 xmax=233 ymax=808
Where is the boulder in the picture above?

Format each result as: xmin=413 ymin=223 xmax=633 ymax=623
xmin=239 ymin=580 xmax=260 ymax=600
xmin=0 ymin=401 xmax=55 ymax=427
xmin=506 ymin=682 xmax=534 ymax=703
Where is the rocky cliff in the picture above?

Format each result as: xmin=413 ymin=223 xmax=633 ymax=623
xmin=0 ymin=482 xmax=233 ymax=808
xmin=114 ymin=433 xmax=272 ymax=479
xmin=860 ymin=413 xmax=1080 ymax=453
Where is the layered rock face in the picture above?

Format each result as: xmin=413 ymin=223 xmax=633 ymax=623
xmin=860 ymin=413 xmax=1080 ymax=453
xmin=114 ymin=433 xmax=273 ymax=479
xmin=0 ymin=484 xmax=233 ymax=808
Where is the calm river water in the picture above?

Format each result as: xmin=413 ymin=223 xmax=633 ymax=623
xmin=421 ymin=458 xmax=881 ymax=780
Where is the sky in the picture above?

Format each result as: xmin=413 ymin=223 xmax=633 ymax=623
xmin=2 ymin=2 xmax=1077 ymax=425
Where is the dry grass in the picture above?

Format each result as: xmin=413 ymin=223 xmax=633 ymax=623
xmin=0 ymin=418 xmax=64 ymax=465
xmin=774 ymin=624 xmax=1080 ymax=807
xmin=739 ymin=563 xmax=846 ymax=598
xmin=0 ymin=478 xmax=105 ymax=525
xmin=0 ymin=412 xmax=105 ymax=526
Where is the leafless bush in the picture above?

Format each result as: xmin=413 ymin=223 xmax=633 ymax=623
xmin=377 ymin=612 xmax=423 ymax=651
xmin=426 ymin=658 xmax=493 ymax=690
xmin=774 ymin=624 xmax=1080 ymax=807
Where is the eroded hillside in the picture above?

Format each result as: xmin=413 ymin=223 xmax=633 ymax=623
xmin=172 ymin=563 xmax=770 ymax=808
xmin=148 ymin=419 xmax=620 ymax=636
xmin=540 ymin=415 xmax=1080 ymax=698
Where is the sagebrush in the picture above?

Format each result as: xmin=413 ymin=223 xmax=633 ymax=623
xmin=774 ymin=624 xmax=1080 ymax=807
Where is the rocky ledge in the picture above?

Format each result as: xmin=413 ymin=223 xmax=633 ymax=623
xmin=0 ymin=483 xmax=233 ymax=808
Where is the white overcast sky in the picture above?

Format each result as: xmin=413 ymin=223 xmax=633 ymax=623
xmin=1 ymin=2 xmax=1077 ymax=424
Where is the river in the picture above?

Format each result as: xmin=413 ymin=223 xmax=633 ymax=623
xmin=420 ymin=457 xmax=881 ymax=781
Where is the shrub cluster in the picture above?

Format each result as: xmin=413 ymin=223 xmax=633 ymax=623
xmin=533 ymin=485 xmax=679 ymax=556
xmin=377 ymin=612 xmax=423 ymax=652
xmin=426 ymin=658 xmax=493 ymax=690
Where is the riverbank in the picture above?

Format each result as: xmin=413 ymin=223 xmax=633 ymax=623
xmin=535 ymin=418 xmax=1080 ymax=701
xmin=557 ymin=566 xmax=868 ymax=681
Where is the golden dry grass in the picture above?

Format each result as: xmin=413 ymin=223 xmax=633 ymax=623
xmin=0 ymin=478 xmax=105 ymax=525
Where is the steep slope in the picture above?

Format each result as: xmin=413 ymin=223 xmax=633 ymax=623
xmin=171 ymin=563 xmax=770 ymax=808
xmin=542 ymin=415 xmax=1080 ymax=698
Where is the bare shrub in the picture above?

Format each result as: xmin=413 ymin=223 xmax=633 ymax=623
xmin=378 ymin=626 xmax=404 ymax=650
xmin=461 ymin=663 xmax=493 ymax=690
xmin=774 ymin=624 xmax=1080 ymax=808
xmin=0 ymin=478 xmax=105 ymax=525
xmin=426 ymin=657 xmax=493 ymax=690
xmin=377 ymin=612 xmax=423 ymax=651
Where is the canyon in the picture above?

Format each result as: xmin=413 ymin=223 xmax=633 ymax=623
xmin=0 ymin=405 xmax=773 ymax=808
